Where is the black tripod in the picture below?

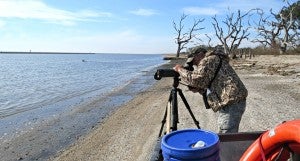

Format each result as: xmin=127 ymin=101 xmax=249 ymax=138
xmin=150 ymin=73 xmax=201 ymax=161
xmin=158 ymin=76 xmax=200 ymax=137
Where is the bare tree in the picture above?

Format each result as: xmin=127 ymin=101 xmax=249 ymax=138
xmin=252 ymin=1 xmax=299 ymax=53
xmin=212 ymin=9 xmax=255 ymax=58
xmin=252 ymin=9 xmax=281 ymax=49
xmin=173 ymin=13 xmax=205 ymax=57
xmin=277 ymin=1 xmax=299 ymax=53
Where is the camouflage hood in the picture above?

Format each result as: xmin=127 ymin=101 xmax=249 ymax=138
xmin=205 ymin=50 xmax=229 ymax=62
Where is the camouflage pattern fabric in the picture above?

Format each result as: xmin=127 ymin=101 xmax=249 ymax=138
xmin=178 ymin=50 xmax=248 ymax=112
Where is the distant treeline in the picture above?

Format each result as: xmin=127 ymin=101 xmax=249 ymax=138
xmin=0 ymin=51 xmax=95 ymax=54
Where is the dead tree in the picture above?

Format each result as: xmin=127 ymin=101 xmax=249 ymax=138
xmin=252 ymin=9 xmax=280 ymax=49
xmin=277 ymin=1 xmax=299 ymax=53
xmin=252 ymin=9 xmax=281 ymax=49
xmin=173 ymin=14 xmax=205 ymax=57
xmin=212 ymin=9 xmax=255 ymax=58
xmin=252 ymin=1 xmax=299 ymax=53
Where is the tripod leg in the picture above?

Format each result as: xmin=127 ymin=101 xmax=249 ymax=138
xmin=166 ymin=102 xmax=171 ymax=134
xmin=158 ymin=106 xmax=167 ymax=137
xmin=171 ymin=88 xmax=178 ymax=131
xmin=178 ymin=89 xmax=201 ymax=129
xmin=158 ymin=90 xmax=174 ymax=137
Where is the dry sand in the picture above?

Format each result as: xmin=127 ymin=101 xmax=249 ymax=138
xmin=49 ymin=55 xmax=300 ymax=161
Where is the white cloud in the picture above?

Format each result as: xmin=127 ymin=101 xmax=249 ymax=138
xmin=183 ymin=7 xmax=219 ymax=16
xmin=0 ymin=0 xmax=112 ymax=25
xmin=130 ymin=9 xmax=158 ymax=16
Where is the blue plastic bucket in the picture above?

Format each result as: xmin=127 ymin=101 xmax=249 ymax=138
xmin=161 ymin=129 xmax=220 ymax=161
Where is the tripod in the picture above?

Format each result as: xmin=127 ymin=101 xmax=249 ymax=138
xmin=150 ymin=76 xmax=201 ymax=161
xmin=158 ymin=76 xmax=200 ymax=137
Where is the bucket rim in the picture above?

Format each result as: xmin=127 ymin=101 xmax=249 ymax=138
xmin=161 ymin=129 xmax=219 ymax=152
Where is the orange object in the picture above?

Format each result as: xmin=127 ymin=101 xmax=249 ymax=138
xmin=240 ymin=119 xmax=300 ymax=161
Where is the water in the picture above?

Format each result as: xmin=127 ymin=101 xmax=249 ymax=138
xmin=0 ymin=53 xmax=166 ymax=140
xmin=0 ymin=53 xmax=168 ymax=160
xmin=0 ymin=53 xmax=165 ymax=119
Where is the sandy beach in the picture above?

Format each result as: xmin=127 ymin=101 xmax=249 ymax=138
xmin=2 ymin=55 xmax=300 ymax=161
xmin=50 ymin=54 xmax=299 ymax=161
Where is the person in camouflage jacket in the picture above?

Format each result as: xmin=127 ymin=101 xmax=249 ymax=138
xmin=173 ymin=47 xmax=248 ymax=133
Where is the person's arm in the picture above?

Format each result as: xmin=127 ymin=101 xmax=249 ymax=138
xmin=175 ymin=55 xmax=220 ymax=91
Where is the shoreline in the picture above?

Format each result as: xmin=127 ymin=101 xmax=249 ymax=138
xmin=52 ymin=58 xmax=186 ymax=161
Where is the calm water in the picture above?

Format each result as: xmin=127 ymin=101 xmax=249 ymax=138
xmin=0 ymin=53 xmax=167 ymax=160
xmin=0 ymin=53 xmax=165 ymax=119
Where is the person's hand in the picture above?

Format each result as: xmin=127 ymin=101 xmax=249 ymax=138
xmin=173 ymin=64 xmax=183 ymax=72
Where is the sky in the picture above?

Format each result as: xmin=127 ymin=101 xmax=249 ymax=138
xmin=0 ymin=0 xmax=296 ymax=54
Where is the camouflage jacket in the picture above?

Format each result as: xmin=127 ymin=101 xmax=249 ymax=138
xmin=178 ymin=50 xmax=248 ymax=112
